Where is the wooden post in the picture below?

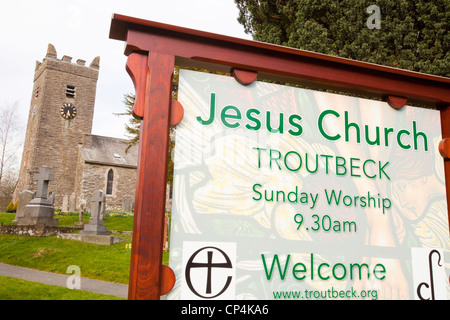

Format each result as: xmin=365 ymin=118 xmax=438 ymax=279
xmin=440 ymin=105 xmax=450 ymax=229
xmin=126 ymin=51 xmax=175 ymax=300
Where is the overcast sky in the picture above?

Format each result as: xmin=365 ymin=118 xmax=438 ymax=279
xmin=0 ymin=0 xmax=250 ymax=147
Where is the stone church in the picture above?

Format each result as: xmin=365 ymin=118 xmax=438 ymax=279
xmin=13 ymin=44 xmax=138 ymax=213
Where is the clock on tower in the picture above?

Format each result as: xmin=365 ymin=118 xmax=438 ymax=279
xmin=60 ymin=103 xmax=77 ymax=119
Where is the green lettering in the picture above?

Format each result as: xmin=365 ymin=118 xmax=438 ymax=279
xmin=397 ymin=129 xmax=411 ymax=149
xmin=349 ymin=263 xmax=370 ymax=280
xmin=344 ymin=111 xmax=360 ymax=143
xmin=320 ymin=154 xmax=333 ymax=174
xmin=267 ymin=111 xmax=284 ymax=133
xmin=253 ymin=147 xmax=266 ymax=168
xmin=332 ymin=263 xmax=347 ymax=280
xmin=246 ymin=109 xmax=261 ymax=130
xmin=336 ymin=156 xmax=347 ymax=176
xmin=270 ymin=149 xmax=282 ymax=170
xmin=288 ymin=114 xmax=303 ymax=136
xmin=305 ymin=153 xmax=319 ymax=174
xmin=284 ymin=150 xmax=302 ymax=172
xmin=196 ymin=93 xmax=216 ymax=125
xmin=350 ymin=158 xmax=361 ymax=177
xmin=292 ymin=262 xmax=307 ymax=280
xmin=413 ymin=121 xmax=428 ymax=151
xmin=261 ymin=254 xmax=290 ymax=280
xmin=318 ymin=110 xmax=341 ymax=141
xmin=325 ymin=189 xmax=342 ymax=205
xmin=363 ymin=159 xmax=376 ymax=179
xmin=373 ymin=264 xmax=386 ymax=280
xmin=318 ymin=263 xmax=330 ymax=280
xmin=252 ymin=183 xmax=262 ymax=201
xmin=384 ymin=127 xmax=394 ymax=146
xmin=365 ymin=125 xmax=380 ymax=145
xmin=220 ymin=105 xmax=241 ymax=128
xmin=378 ymin=161 xmax=390 ymax=180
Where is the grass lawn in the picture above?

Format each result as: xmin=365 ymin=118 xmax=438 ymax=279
xmin=0 ymin=275 xmax=125 ymax=300
xmin=0 ymin=233 xmax=132 ymax=283
xmin=0 ymin=211 xmax=169 ymax=294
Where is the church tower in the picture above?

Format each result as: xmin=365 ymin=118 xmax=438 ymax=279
xmin=13 ymin=44 xmax=100 ymax=208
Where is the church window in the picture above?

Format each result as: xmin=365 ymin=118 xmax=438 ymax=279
xmin=106 ymin=169 xmax=114 ymax=195
xmin=66 ymin=85 xmax=76 ymax=98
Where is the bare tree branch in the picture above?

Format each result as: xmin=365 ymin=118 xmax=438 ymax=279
xmin=0 ymin=101 xmax=22 ymax=185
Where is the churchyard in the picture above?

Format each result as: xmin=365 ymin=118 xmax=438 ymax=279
xmin=0 ymin=209 xmax=137 ymax=279
xmin=0 ymin=168 xmax=169 ymax=299
xmin=0 ymin=209 xmax=169 ymax=299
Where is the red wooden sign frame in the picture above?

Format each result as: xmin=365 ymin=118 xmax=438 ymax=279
xmin=109 ymin=13 xmax=450 ymax=300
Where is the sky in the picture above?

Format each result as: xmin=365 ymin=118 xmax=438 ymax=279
xmin=0 ymin=0 xmax=251 ymax=156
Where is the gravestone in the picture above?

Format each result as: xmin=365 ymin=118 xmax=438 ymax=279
xmin=13 ymin=190 xmax=35 ymax=223
xmin=16 ymin=168 xmax=58 ymax=226
xmin=74 ymin=210 xmax=84 ymax=227
xmin=61 ymin=194 xmax=69 ymax=212
xmin=122 ymin=197 xmax=134 ymax=213
xmin=48 ymin=192 xmax=55 ymax=205
xmin=69 ymin=192 xmax=77 ymax=212
xmin=59 ymin=190 xmax=126 ymax=244
xmin=80 ymin=190 xmax=110 ymax=236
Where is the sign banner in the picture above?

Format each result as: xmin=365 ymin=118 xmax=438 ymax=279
xmin=168 ymin=69 xmax=450 ymax=300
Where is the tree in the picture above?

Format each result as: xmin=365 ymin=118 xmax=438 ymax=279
xmin=235 ymin=0 xmax=449 ymax=77
xmin=0 ymin=102 xmax=21 ymax=184
xmin=0 ymin=102 xmax=22 ymax=210
xmin=117 ymin=93 xmax=141 ymax=153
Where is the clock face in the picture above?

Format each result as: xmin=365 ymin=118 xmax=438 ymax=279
xmin=60 ymin=103 xmax=77 ymax=119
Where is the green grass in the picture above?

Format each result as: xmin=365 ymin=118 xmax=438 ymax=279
xmin=0 ymin=275 xmax=125 ymax=300
xmin=0 ymin=212 xmax=15 ymax=224
xmin=0 ymin=233 xmax=132 ymax=283
xmin=0 ymin=212 xmax=169 ymax=286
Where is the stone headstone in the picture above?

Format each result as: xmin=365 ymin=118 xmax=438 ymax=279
xmin=80 ymin=190 xmax=109 ymax=236
xmin=14 ymin=190 xmax=35 ymax=222
xmin=61 ymin=194 xmax=69 ymax=212
xmin=69 ymin=192 xmax=77 ymax=212
xmin=35 ymin=167 xmax=53 ymax=199
xmin=122 ymin=197 xmax=134 ymax=213
xmin=48 ymin=192 xmax=55 ymax=205
xmin=16 ymin=168 xmax=58 ymax=226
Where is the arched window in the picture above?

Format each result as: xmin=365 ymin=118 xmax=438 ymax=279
xmin=106 ymin=169 xmax=114 ymax=195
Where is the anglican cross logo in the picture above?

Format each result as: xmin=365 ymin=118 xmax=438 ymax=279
xmin=181 ymin=242 xmax=236 ymax=299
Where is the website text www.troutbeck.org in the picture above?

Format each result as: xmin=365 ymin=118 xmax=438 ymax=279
xmin=273 ymin=287 xmax=378 ymax=300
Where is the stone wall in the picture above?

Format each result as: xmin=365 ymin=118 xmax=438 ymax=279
xmin=78 ymin=163 xmax=137 ymax=212
xmin=0 ymin=224 xmax=82 ymax=237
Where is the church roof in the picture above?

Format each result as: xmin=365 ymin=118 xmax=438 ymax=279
xmin=80 ymin=134 xmax=138 ymax=168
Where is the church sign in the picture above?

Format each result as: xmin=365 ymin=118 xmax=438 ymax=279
xmin=168 ymin=69 xmax=448 ymax=300
xmin=109 ymin=14 xmax=450 ymax=300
